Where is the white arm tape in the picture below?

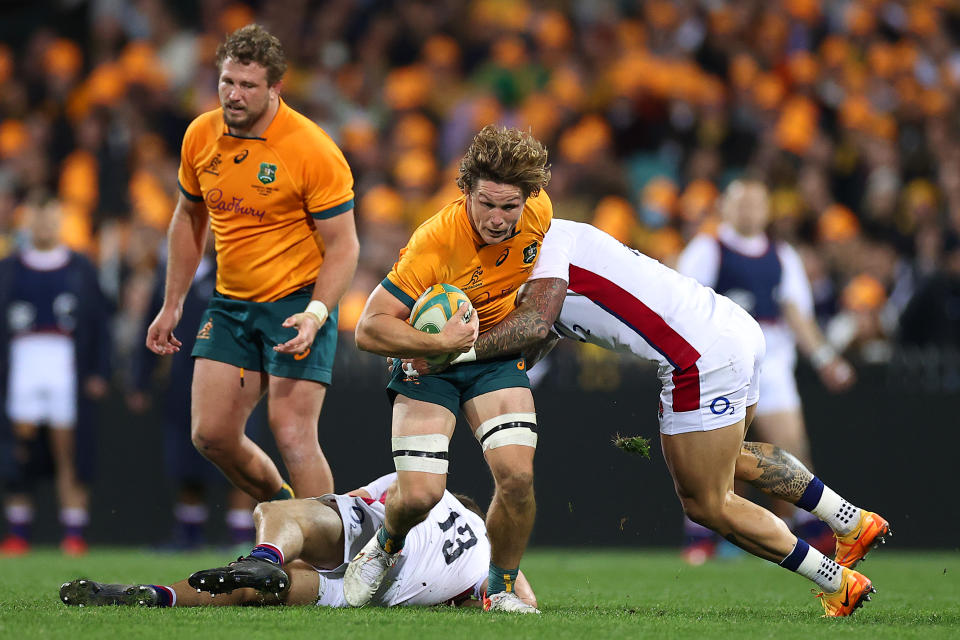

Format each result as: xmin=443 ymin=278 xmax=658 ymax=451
xmin=810 ymin=344 xmax=837 ymax=369
xmin=451 ymin=347 xmax=477 ymax=365
xmin=305 ymin=299 xmax=329 ymax=327
xmin=392 ymin=434 xmax=450 ymax=474
xmin=474 ymin=412 xmax=538 ymax=452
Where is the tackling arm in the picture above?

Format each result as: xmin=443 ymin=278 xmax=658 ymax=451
xmin=472 ymin=277 xmax=567 ymax=361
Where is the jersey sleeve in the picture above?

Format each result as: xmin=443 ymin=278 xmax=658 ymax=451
xmin=177 ymin=118 xmax=204 ymax=202
xmin=526 ymin=190 xmax=554 ymax=237
xmin=530 ymin=221 xmax=575 ymax=282
xmin=676 ymin=234 xmax=721 ymax=288
xmin=776 ymin=242 xmax=814 ymax=315
xmin=382 ymin=228 xmax=445 ymax=308
xmin=303 ymin=131 xmax=355 ymax=219
xmin=358 ymin=473 xmax=397 ymax=502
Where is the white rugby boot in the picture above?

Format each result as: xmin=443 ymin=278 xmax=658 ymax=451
xmin=483 ymin=591 xmax=541 ymax=613
xmin=342 ymin=534 xmax=399 ymax=607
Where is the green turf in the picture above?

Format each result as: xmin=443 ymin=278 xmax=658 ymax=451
xmin=0 ymin=548 xmax=957 ymax=639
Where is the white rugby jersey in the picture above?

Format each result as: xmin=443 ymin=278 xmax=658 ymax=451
xmin=677 ymin=223 xmax=814 ymax=365
xmin=531 ymin=220 xmax=738 ymax=370
xmin=322 ymin=484 xmax=489 ymax=607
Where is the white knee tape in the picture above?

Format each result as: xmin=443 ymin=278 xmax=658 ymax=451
xmin=392 ymin=434 xmax=450 ymax=474
xmin=474 ymin=412 xmax=538 ymax=452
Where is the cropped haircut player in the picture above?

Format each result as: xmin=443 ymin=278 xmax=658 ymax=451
xmin=457 ymin=125 xmax=551 ymax=199
xmin=216 ymin=24 xmax=288 ymax=86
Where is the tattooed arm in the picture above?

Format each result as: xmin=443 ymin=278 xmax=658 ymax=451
xmin=403 ymin=278 xmax=567 ymax=374
xmin=473 ymin=277 xmax=567 ymax=360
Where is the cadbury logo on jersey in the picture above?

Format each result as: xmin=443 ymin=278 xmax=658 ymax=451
xmin=204 ymin=188 xmax=266 ymax=222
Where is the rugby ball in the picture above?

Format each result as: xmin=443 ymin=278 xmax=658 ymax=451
xmin=410 ymin=284 xmax=473 ymax=365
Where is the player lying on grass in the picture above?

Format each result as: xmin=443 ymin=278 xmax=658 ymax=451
xmin=404 ymin=219 xmax=889 ymax=617
xmin=59 ymin=473 xmax=535 ymax=609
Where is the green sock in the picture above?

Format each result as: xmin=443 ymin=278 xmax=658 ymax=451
xmin=377 ymin=526 xmax=405 ymax=554
xmin=270 ymin=482 xmax=295 ymax=501
xmin=487 ymin=562 xmax=519 ymax=595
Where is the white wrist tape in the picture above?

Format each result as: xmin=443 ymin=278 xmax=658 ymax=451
xmin=305 ymin=300 xmax=329 ymax=327
xmin=392 ymin=434 xmax=450 ymax=474
xmin=451 ymin=347 xmax=477 ymax=365
xmin=810 ymin=344 xmax=837 ymax=369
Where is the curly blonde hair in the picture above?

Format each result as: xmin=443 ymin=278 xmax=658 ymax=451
xmin=216 ymin=24 xmax=287 ymax=86
xmin=457 ymin=125 xmax=551 ymax=199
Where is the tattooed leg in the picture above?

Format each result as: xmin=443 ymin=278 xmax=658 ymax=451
xmin=736 ymin=441 xmax=814 ymax=504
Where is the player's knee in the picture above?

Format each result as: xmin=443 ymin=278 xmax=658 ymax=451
xmin=271 ymin=422 xmax=320 ymax=461
xmin=678 ymin=494 xmax=724 ymax=528
xmin=252 ymin=501 xmax=271 ymax=527
xmin=398 ymin=484 xmax=444 ymax=516
xmin=191 ymin=429 xmax=235 ymax=459
xmin=494 ymin=469 xmax=534 ymax=505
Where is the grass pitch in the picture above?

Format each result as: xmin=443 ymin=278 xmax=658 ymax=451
xmin=0 ymin=548 xmax=956 ymax=639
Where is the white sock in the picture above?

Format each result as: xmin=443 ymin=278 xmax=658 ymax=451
xmin=226 ymin=508 xmax=254 ymax=529
xmin=810 ymin=486 xmax=861 ymax=536
xmin=60 ymin=508 xmax=89 ymax=527
xmin=782 ymin=539 xmax=844 ymax=592
xmin=174 ymin=503 xmax=208 ymax=524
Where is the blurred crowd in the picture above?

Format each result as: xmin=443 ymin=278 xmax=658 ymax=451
xmin=2 ymin=0 xmax=960 ymax=379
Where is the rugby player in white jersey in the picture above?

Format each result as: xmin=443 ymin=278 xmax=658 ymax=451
xmin=407 ymin=219 xmax=888 ymax=617
xmin=59 ymin=474 xmax=535 ymax=610
xmin=677 ymin=179 xmax=854 ymax=557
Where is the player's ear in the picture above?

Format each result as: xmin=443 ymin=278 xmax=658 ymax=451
xmin=269 ymin=81 xmax=283 ymax=100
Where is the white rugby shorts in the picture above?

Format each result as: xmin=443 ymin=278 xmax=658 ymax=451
xmin=5 ymin=334 xmax=77 ymax=427
xmin=657 ymin=305 xmax=765 ymax=435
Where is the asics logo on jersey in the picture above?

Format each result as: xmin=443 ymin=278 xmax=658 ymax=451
xmin=205 ymin=188 xmax=266 ymax=222
xmin=293 ymin=347 xmax=311 ymax=360
xmin=496 ymin=248 xmax=510 ymax=266
xmin=233 ymin=149 xmax=249 ymax=163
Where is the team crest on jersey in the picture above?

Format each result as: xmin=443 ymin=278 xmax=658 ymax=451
xmin=462 ymin=266 xmax=484 ymax=291
xmin=522 ymin=241 xmax=539 ymax=264
xmin=197 ymin=319 xmax=213 ymax=339
xmin=257 ymin=162 xmax=277 ymax=184
xmin=203 ymin=154 xmax=222 ymax=176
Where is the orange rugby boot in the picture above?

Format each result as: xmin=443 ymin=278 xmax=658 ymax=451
xmin=835 ymin=511 xmax=890 ymax=568
xmin=816 ymin=567 xmax=876 ymax=617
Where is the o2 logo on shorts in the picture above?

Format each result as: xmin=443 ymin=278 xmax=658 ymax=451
xmin=710 ymin=396 xmax=734 ymax=416
xmin=351 ymin=505 xmax=365 ymax=526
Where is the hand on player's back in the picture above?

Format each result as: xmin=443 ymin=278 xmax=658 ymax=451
xmin=438 ymin=302 xmax=478 ymax=353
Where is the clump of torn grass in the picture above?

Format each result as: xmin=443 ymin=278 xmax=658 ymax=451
xmin=612 ymin=433 xmax=651 ymax=459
